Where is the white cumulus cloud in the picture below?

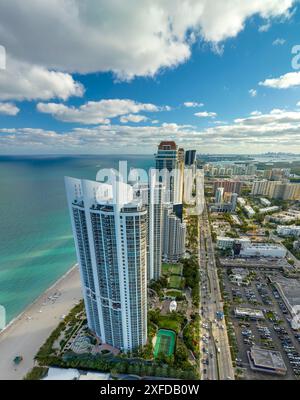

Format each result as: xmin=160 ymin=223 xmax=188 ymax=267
xmin=259 ymin=71 xmax=300 ymax=89
xmin=0 ymin=57 xmax=84 ymax=101
xmin=2 ymin=108 xmax=300 ymax=154
xmin=194 ymin=111 xmax=217 ymax=118
xmin=120 ymin=114 xmax=148 ymax=123
xmin=37 ymin=99 xmax=161 ymax=124
xmin=184 ymin=101 xmax=204 ymax=108
xmin=0 ymin=102 xmax=19 ymax=115
xmin=0 ymin=0 xmax=295 ymax=80
xmin=250 ymin=110 xmax=262 ymax=116
xmin=249 ymin=89 xmax=257 ymax=97
xmin=272 ymin=38 xmax=286 ymax=45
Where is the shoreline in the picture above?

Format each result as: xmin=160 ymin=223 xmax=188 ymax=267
xmin=0 ymin=264 xmax=82 ymax=380
xmin=0 ymin=263 xmax=78 ymax=336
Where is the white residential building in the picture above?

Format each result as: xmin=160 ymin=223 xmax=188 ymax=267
xmin=134 ymin=174 xmax=163 ymax=282
xmin=65 ymin=177 xmax=148 ymax=351
xmin=259 ymin=206 xmax=280 ymax=214
xmin=216 ymin=236 xmax=251 ymax=250
xmin=276 ymin=225 xmax=300 ymax=237
xmin=237 ymin=197 xmax=246 ymax=206
xmin=244 ymin=205 xmax=255 ymax=217
xmin=252 ymin=180 xmax=300 ymax=200
xmin=268 ymin=209 xmax=300 ymax=224
xmin=260 ymin=198 xmax=271 ymax=207
xmin=234 ymin=307 xmax=264 ymax=319
xmin=239 ymin=243 xmax=286 ymax=258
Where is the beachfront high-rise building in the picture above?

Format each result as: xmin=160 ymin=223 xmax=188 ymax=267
xmin=185 ymin=149 xmax=197 ymax=181
xmin=155 ymin=141 xmax=184 ymax=204
xmin=65 ymin=177 xmax=147 ymax=352
xmin=177 ymin=147 xmax=185 ymax=205
xmin=185 ymin=150 xmax=196 ymax=166
xmin=133 ymin=172 xmax=164 ymax=282
xmin=162 ymin=204 xmax=186 ymax=262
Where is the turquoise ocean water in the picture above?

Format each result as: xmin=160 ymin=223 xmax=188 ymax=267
xmin=0 ymin=155 xmax=154 ymax=323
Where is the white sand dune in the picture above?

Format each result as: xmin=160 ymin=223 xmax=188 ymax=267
xmin=0 ymin=266 xmax=82 ymax=380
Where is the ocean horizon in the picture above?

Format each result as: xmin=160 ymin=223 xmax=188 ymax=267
xmin=0 ymin=154 xmax=154 ymax=324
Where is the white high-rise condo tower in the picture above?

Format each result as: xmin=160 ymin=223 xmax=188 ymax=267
xmin=65 ymin=177 xmax=147 ymax=352
xmin=132 ymin=170 xmax=164 ymax=282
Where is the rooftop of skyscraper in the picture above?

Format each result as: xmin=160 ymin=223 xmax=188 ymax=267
xmin=158 ymin=141 xmax=177 ymax=150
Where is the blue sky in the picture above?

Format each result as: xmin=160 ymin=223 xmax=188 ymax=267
xmin=1 ymin=1 xmax=300 ymax=154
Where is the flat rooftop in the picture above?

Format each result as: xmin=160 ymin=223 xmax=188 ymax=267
xmin=272 ymin=276 xmax=300 ymax=309
xmin=219 ymin=257 xmax=289 ymax=269
xmin=248 ymin=346 xmax=287 ymax=374
xmin=235 ymin=307 xmax=264 ymax=318
xmin=245 ymin=243 xmax=283 ymax=249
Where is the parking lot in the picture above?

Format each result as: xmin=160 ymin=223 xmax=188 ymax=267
xmin=220 ymin=269 xmax=300 ymax=380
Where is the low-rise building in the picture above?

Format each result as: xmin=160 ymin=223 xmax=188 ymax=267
xmin=277 ymin=225 xmax=300 ymax=237
xmin=229 ymin=269 xmax=250 ymax=286
xmin=237 ymin=197 xmax=246 ymax=206
xmin=259 ymin=206 xmax=279 ymax=214
xmin=244 ymin=205 xmax=255 ymax=217
xmin=43 ymin=368 xmax=111 ymax=381
xmin=260 ymin=198 xmax=271 ymax=207
xmin=268 ymin=209 xmax=300 ymax=224
xmin=216 ymin=236 xmax=251 ymax=250
xmin=239 ymin=243 xmax=286 ymax=258
xmin=293 ymin=240 xmax=300 ymax=251
xmin=270 ymin=276 xmax=300 ymax=330
xmin=234 ymin=307 xmax=264 ymax=320
xmin=231 ymin=214 xmax=241 ymax=226
xmin=247 ymin=346 xmax=287 ymax=376
xmin=210 ymin=202 xmax=235 ymax=213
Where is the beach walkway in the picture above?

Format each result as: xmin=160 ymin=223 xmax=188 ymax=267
xmin=0 ymin=266 xmax=82 ymax=380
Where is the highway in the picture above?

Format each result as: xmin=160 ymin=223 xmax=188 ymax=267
xmin=198 ymin=204 xmax=235 ymax=380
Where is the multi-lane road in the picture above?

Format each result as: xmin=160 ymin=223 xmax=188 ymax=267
xmin=198 ymin=204 xmax=235 ymax=380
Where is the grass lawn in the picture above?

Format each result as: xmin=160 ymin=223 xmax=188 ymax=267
xmin=168 ymin=275 xmax=182 ymax=289
xmin=171 ymin=264 xmax=182 ymax=275
xmin=157 ymin=315 xmax=182 ymax=333
xmin=162 ymin=263 xmax=179 ymax=275
xmin=165 ymin=289 xmax=183 ymax=298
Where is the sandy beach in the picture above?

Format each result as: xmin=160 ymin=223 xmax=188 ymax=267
xmin=0 ymin=265 xmax=82 ymax=380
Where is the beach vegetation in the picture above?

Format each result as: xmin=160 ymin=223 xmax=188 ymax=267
xmin=24 ymin=367 xmax=48 ymax=380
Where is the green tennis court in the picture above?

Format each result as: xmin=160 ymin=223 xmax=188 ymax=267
xmin=154 ymin=329 xmax=176 ymax=358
